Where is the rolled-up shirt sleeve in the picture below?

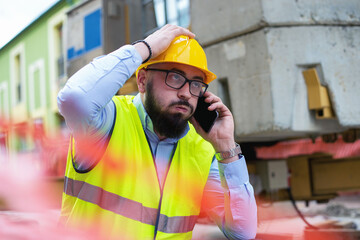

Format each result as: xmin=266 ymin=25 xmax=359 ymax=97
xmin=57 ymin=45 xmax=142 ymax=170
xmin=202 ymin=156 xmax=258 ymax=239
xmin=58 ymin=45 xmax=142 ymax=136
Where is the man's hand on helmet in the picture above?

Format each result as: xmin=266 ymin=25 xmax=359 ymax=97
xmin=133 ymin=24 xmax=195 ymax=62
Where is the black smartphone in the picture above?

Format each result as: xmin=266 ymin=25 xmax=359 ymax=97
xmin=193 ymin=96 xmax=219 ymax=133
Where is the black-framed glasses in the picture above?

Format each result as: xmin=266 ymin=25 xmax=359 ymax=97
xmin=146 ymin=68 xmax=208 ymax=97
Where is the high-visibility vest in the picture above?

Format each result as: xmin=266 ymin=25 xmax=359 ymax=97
xmin=61 ymin=95 xmax=215 ymax=239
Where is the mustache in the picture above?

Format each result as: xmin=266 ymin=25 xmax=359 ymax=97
xmin=169 ymin=100 xmax=194 ymax=113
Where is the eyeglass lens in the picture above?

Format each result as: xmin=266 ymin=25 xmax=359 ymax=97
xmin=166 ymin=72 xmax=207 ymax=97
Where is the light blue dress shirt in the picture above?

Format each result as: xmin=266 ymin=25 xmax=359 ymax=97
xmin=58 ymin=45 xmax=257 ymax=239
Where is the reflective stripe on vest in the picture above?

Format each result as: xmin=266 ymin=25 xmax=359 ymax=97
xmin=64 ymin=176 xmax=198 ymax=233
xmin=61 ymin=95 xmax=215 ymax=239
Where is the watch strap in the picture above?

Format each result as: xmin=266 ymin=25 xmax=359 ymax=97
xmin=215 ymin=143 xmax=242 ymax=161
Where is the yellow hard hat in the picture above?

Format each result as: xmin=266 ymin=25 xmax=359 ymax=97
xmin=135 ymin=36 xmax=217 ymax=84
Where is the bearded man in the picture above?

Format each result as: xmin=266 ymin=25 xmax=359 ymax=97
xmin=58 ymin=24 xmax=257 ymax=240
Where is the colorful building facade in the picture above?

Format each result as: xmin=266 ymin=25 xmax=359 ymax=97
xmin=0 ymin=0 xmax=190 ymax=176
xmin=0 ymin=0 xmax=79 ymax=174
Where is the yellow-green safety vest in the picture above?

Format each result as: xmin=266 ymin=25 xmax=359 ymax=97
xmin=60 ymin=95 xmax=215 ymax=239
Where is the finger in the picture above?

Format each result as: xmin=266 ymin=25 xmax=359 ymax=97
xmin=162 ymin=24 xmax=195 ymax=38
xmin=202 ymin=92 xmax=219 ymax=102
xmin=205 ymin=97 xmax=231 ymax=117
xmin=152 ymin=24 xmax=194 ymax=41
xmin=171 ymin=27 xmax=195 ymax=38
xmin=207 ymin=96 xmax=222 ymax=105
xmin=202 ymin=94 xmax=223 ymax=111
xmin=208 ymin=101 xmax=224 ymax=112
xmin=144 ymin=25 xmax=195 ymax=58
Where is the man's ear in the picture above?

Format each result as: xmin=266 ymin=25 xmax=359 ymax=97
xmin=137 ymin=69 xmax=147 ymax=93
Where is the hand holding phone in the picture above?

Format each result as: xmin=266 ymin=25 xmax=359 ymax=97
xmin=193 ymin=96 xmax=219 ymax=133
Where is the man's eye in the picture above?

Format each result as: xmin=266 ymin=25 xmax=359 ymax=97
xmin=192 ymin=82 xmax=202 ymax=89
xmin=169 ymin=73 xmax=182 ymax=81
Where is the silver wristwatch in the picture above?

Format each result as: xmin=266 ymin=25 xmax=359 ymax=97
xmin=215 ymin=143 xmax=242 ymax=161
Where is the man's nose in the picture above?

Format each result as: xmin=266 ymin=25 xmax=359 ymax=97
xmin=177 ymin=82 xmax=192 ymax=100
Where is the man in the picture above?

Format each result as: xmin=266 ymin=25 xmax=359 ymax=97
xmin=58 ymin=25 xmax=257 ymax=239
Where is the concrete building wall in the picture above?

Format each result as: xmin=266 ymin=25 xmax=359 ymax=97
xmin=267 ymin=26 xmax=360 ymax=130
xmin=262 ymin=0 xmax=360 ymax=26
xmin=205 ymin=30 xmax=275 ymax=140
xmin=103 ymin=0 xmax=143 ymax=53
xmin=191 ymin=0 xmax=264 ymax=46
xmin=192 ymin=0 xmax=360 ymax=46
xmin=191 ymin=0 xmax=360 ymax=141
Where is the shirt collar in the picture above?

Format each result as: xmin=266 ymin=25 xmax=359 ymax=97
xmin=133 ymin=94 xmax=189 ymax=143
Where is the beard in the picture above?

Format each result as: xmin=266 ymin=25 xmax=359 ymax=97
xmin=144 ymin=81 xmax=193 ymax=139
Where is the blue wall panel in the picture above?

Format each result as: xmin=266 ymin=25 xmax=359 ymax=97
xmin=84 ymin=9 xmax=102 ymax=52
xmin=67 ymin=8 xmax=102 ymax=60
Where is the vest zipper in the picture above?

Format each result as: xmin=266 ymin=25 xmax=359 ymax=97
xmin=147 ymin=140 xmax=177 ymax=240
xmin=153 ymin=192 xmax=163 ymax=239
